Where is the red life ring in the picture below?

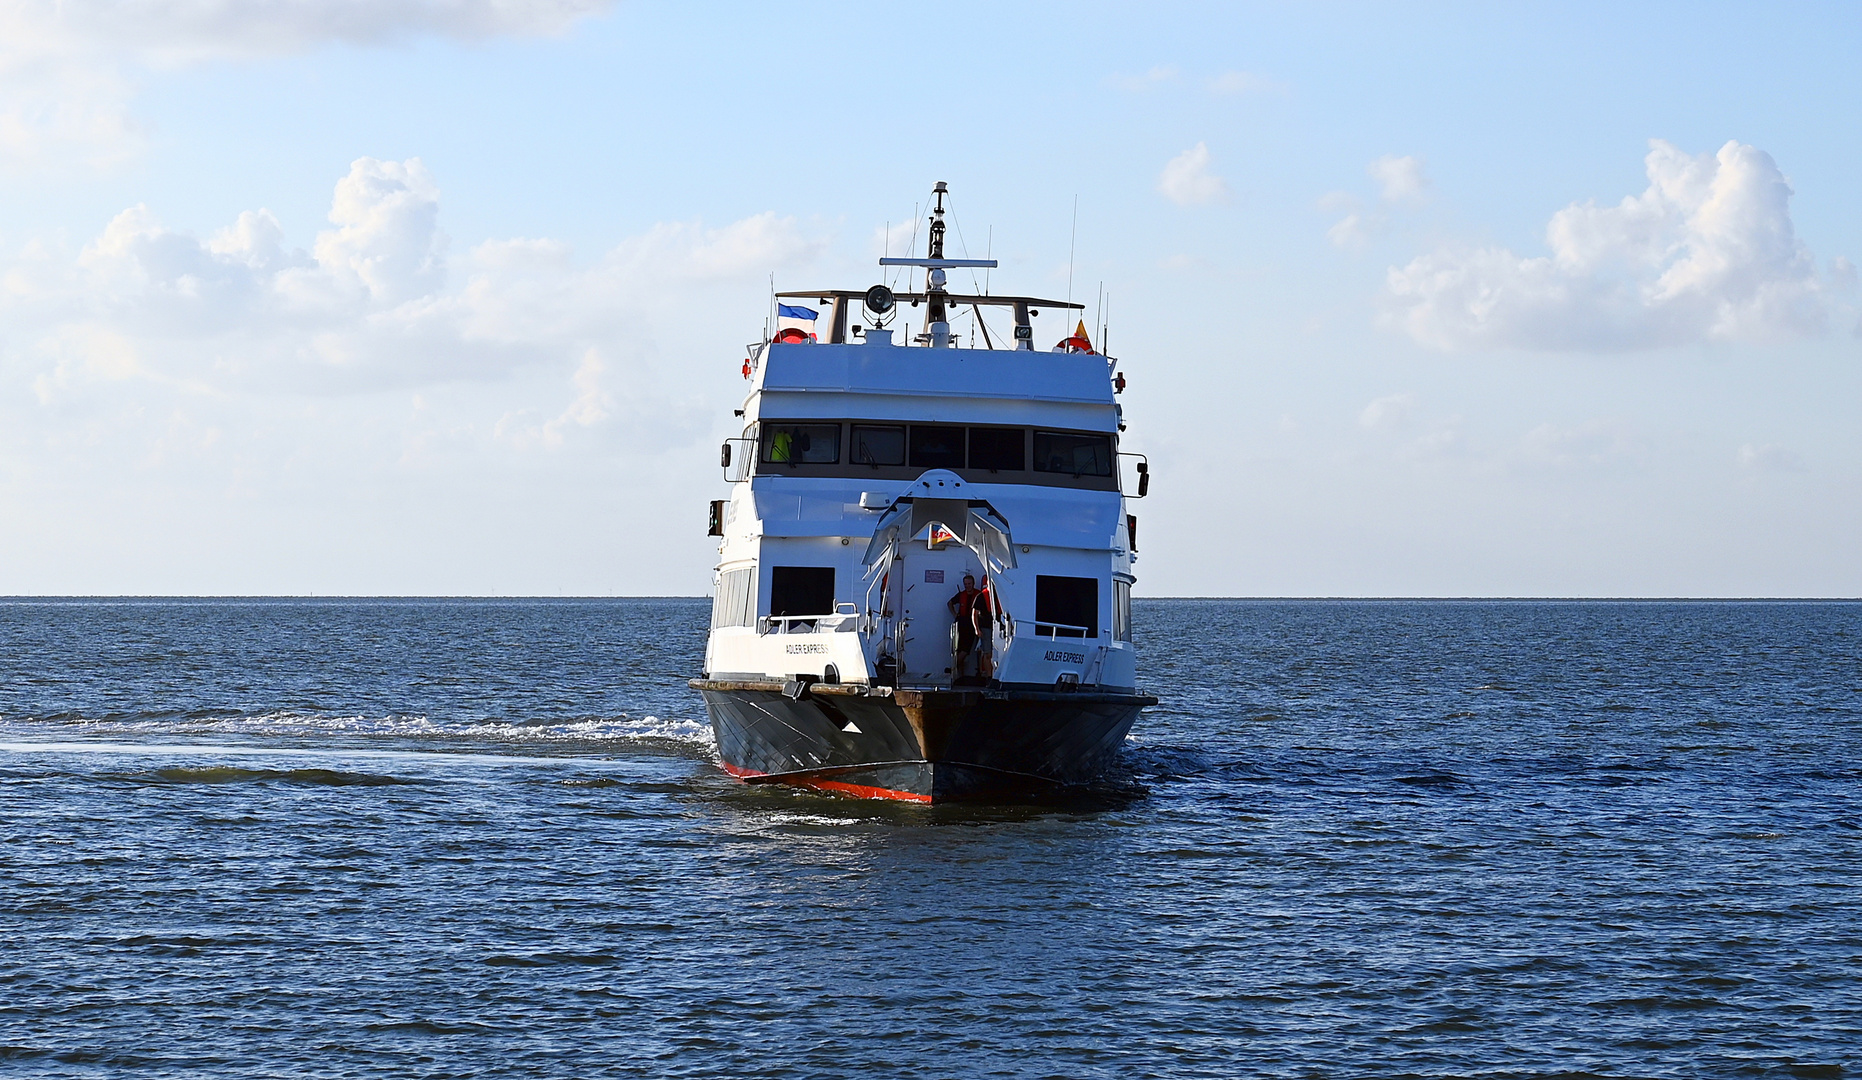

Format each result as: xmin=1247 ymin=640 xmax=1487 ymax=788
xmin=1056 ymin=334 xmax=1095 ymax=353
xmin=774 ymin=327 xmax=812 ymax=344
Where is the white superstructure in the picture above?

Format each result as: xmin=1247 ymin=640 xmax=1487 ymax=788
xmin=703 ymin=183 xmax=1146 ymax=697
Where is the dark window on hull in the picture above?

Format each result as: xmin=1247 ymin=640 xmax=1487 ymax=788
xmin=1035 ymin=575 xmax=1098 ymax=638
xmin=762 ymin=424 xmax=840 ymax=465
xmin=851 ymin=425 xmax=906 ymax=466
xmin=909 ymin=425 xmax=966 ymax=469
xmin=968 ymin=427 xmax=1025 ymax=472
xmin=1033 ymin=431 xmax=1113 ymax=477
xmin=769 ymin=566 xmax=835 ymax=617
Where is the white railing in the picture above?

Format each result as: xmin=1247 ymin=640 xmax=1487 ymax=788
xmin=761 ymin=606 xmax=861 ymax=634
xmin=1032 ymin=620 xmax=1092 ymax=638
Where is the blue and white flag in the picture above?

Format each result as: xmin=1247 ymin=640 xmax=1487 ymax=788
xmin=776 ymin=303 xmax=818 ymax=321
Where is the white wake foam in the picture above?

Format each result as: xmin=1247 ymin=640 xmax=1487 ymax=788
xmin=0 ymin=710 xmax=716 ymax=749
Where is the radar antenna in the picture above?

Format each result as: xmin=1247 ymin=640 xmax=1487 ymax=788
xmin=873 ymin=182 xmax=998 ymax=347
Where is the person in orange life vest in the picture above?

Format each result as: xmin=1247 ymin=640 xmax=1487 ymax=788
xmin=948 ymin=573 xmax=982 ymax=676
xmin=971 ymin=577 xmax=1001 ymax=681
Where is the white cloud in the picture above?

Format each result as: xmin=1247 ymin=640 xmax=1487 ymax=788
xmin=1356 ymin=393 xmax=1469 ymax=461
xmin=1832 ymin=256 xmax=1858 ymax=291
xmin=0 ymin=55 xmax=141 ymax=167
xmin=1737 ymin=442 xmax=1806 ymax=473
xmin=1324 ymin=155 xmax=1427 ymax=247
xmin=1109 ymin=65 xmax=1179 ymax=92
xmin=0 ymin=1 xmax=614 ymax=166
xmin=1385 ymin=139 xmax=1836 ymax=351
xmin=313 ymin=158 xmax=445 ymax=303
xmin=1369 ymin=154 xmax=1428 ymax=204
xmin=3 ymin=156 xmax=823 ymax=418
xmin=1157 ymin=143 xmax=1228 ymax=207
xmin=0 ymin=0 xmax=606 ymax=58
xmin=1359 ymin=392 xmax=1416 ymax=430
xmin=494 ymin=347 xmax=614 ymax=449
xmin=1319 ymin=189 xmax=1376 ymax=247
xmin=1520 ymin=420 xmax=1642 ymax=467
xmin=1206 ymin=70 xmax=1286 ymax=95
xmin=0 ymin=155 xmax=825 ymax=592
xmin=1327 ymin=210 xmax=1377 ymax=249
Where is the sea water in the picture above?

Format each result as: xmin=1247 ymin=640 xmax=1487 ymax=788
xmin=1 ymin=598 xmax=1857 ymax=1077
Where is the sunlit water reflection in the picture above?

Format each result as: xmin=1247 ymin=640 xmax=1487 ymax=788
xmin=3 ymin=598 xmax=1858 ymax=1077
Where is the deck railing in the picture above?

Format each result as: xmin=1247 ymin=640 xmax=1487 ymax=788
xmin=761 ymin=607 xmax=860 ymax=634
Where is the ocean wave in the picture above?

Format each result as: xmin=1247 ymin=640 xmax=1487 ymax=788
xmin=148 ymin=765 xmax=424 ymax=787
xmin=0 ymin=710 xmax=715 ymax=749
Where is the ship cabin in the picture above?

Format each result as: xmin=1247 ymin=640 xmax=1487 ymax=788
xmin=705 ymin=189 xmax=1145 ymax=696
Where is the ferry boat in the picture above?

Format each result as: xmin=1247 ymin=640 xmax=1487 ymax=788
xmin=690 ymin=183 xmax=1154 ymax=803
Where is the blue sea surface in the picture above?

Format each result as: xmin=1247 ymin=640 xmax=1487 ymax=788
xmin=1 ymin=598 xmax=1858 ymax=1078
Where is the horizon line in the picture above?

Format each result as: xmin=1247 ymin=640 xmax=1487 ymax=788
xmin=0 ymin=595 xmax=1857 ymax=603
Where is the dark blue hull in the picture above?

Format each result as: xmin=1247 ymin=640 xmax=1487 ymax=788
xmin=691 ymin=679 xmax=1153 ymax=803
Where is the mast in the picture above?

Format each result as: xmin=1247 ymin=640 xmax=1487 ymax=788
xmin=925 ymin=181 xmax=950 ymax=346
xmin=870 ymin=183 xmax=997 ymax=348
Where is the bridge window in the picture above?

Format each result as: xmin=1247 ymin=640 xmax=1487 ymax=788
xmin=761 ymin=423 xmax=840 ymax=465
xmin=968 ymin=427 xmax=1025 ymax=472
xmin=1033 ymin=431 xmax=1113 ymax=477
xmin=769 ymin=566 xmax=836 ymax=618
xmin=1035 ymin=575 xmax=1098 ymax=638
xmin=909 ymin=425 xmax=966 ymax=469
xmin=851 ymin=424 xmax=906 ymax=467
xmin=1113 ymin=580 xmax=1132 ymax=642
xmin=712 ymin=568 xmax=755 ymax=629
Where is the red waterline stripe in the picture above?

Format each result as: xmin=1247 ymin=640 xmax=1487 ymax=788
xmin=720 ymin=761 xmax=932 ymax=804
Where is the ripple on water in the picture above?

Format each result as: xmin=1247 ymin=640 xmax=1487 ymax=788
xmin=0 ymin=597 xmax=1856 ymax=1078
xmin=144 ymin=766 xmax=425 ymax=786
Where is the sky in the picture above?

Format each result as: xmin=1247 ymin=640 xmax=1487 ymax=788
xmin=0 ymin=0 xmax=1857 ymax=597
